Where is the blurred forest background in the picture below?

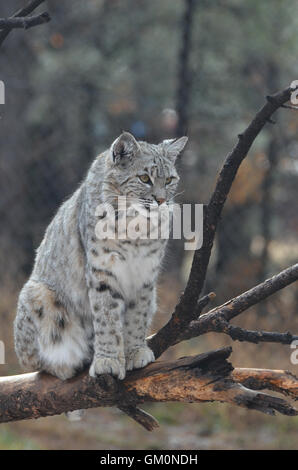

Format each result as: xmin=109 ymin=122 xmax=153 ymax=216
xmin=0 ymin=0 xmax=298 ymax=450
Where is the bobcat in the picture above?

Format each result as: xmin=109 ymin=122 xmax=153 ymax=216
xmin=14 ymin=132 xmax=188 ymax=381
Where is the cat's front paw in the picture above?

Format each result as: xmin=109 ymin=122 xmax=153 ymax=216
xmin=126 ymin=347 xmax=155 ymax=371
xmin=89 ymin=357 xmax=126 ymax=380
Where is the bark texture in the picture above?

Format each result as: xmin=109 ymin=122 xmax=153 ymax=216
xmin=1 ymin=348 xmax=297 ymax=424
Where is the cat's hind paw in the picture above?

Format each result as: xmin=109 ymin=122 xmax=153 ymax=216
xmin=126 ymin=346 xmax=155 ymax=371
xmin=89 ymin=357 xmax=126 ymax=380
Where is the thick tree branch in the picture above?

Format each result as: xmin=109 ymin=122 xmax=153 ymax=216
xmin=0 ymin=0 xmax=50 ymax=47
xmin=150 ymin=86 xmax=298 ymax=358
xmin=0 ymin=348 xmax=297 ymax=424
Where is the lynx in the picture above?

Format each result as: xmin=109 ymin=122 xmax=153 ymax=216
xmin=14 ymin=132 xmax=188 ymax=381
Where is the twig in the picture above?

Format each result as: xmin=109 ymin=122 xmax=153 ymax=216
xmin=281 ymin=104 xmax=298 ymax=110
xmin=212 ymin=321 xmax=298 ymax=345
xmin=178 ymin=264 xmax=298 ymax=344
xmin=0 ymin=13 xmax=50 ymax=30
xmin=0 ymin=0 xmax=49 ymax=47
xmin=118 ymin=405 xmax=159 ymax=431
xmin=205 ymin=263 xmax=298 ymax=322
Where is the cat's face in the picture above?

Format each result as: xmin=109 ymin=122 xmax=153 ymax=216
xmin=103 ymin=132 xmax=188 ymax=208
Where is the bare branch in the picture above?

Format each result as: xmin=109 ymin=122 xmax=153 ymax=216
xmin=118 ymin=405 xmax=159 ymax=431
xmin=184 ymin=87 xmax=297 ymax=308
xmin=150 ymin=263 xmax=298 ymax=354
xmin=176 ymin=264 xmax=298 ymax=345
xmin=213 ymin=263 xmax=298 ymax=322
xmin=0 ymin=13 xmax=50 ymax=30
xmin=148 ymin=86 xmax=298 ymax=357
xmin=6 ymin=0 xmax=46 ymax=17
xmin=232 ymin=368 xmax=298 ymax=400
xmin=0 ymin=0 xmax=50 ymax=47
xmin=281 ymin=104 xmax=298 ymax=110
xmin=211 ymin=322 xmax=298 ymax=345
xmin=0 ymin=348 xmax=297 ymax=425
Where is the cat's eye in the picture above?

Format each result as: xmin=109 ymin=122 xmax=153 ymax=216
xmin=165 ymin=177 xmax=174 ymax=185
xmin=139 ymin=174 xmax=151 ymax=184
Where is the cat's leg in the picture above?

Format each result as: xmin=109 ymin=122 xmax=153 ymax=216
xmin=15 ymin=280 xmax=92 ymax=380
xmin=124 ymin=284 xmax=156 ymax=371
xmin=14 ymin=301 xmax=41 ymax=372
xmin=88 ymin=276 xmax=126 ymax=380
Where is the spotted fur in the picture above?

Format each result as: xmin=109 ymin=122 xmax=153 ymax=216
xmin=14 ymin=132 xmax=188 ymax=380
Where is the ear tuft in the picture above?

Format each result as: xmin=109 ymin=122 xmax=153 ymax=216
xmin=163 ymin=136 xmax=188 ymax=161
xmin=111 ymin=132 xmax=140 ymax=165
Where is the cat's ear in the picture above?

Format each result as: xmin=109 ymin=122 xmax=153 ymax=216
xmin=163 ymin=136 xmax=188 ymax=162
xmin=110 ymin=132 xmax=140 ymax=165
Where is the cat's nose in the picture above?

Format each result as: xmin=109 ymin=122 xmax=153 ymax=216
xmin=154 ymin=196 xmax=166 ymax=205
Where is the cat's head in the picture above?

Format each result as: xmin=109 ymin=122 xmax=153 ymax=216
xmin=103 ymin=132 xmax=188 ymax=208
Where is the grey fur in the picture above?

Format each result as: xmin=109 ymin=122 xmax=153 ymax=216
xmin=14 ymin=132 xmax=188 ymax=380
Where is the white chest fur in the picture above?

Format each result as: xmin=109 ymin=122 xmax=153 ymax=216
xmin=116 ymin=244 xmax=159 ymax=297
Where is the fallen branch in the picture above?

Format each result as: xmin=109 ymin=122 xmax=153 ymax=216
xmin=0 ymin=348 xmax=296 ymax=425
